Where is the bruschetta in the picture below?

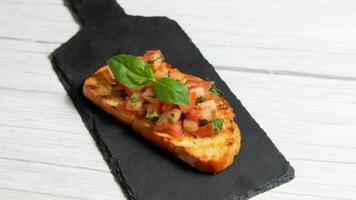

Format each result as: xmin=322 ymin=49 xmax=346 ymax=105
xmin=83 ymin=50 xmax=241 ymax=173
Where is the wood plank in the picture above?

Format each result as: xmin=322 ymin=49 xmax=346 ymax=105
xmin=270 ymin=160 xmax=356 ymax=200
xmin=0 ymin=125 xmax=110 ymax=172
xmin=1 ymin=0 xmax=356 ymax=76
xmin=0 ymin=0 xmax=77 ymax=43
xmin=0 ymin=188 xmax=79 ymax=200
xmin=119 ymin=0 xmax=356 ymax=77
xmin=0 ymin=159 xmax=125 ymax=200
xmin=0 ymin=39 xmax=63 ymax=93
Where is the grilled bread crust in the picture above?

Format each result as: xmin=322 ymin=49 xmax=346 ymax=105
xmin=83 ymin=66 xmax=241 ymax=173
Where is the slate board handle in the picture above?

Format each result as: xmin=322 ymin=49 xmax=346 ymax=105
xmin=65 ymin=0 xmax=127 ymax=27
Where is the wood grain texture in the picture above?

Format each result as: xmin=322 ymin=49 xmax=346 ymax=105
xmin=0 ymin=0 xmax=355 ymax=199
xmin=2 ymin=0 xmax=356 ymax=77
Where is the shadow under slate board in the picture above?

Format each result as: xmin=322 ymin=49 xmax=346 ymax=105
xmin=50 ymin=0 xmax=294 ymax=199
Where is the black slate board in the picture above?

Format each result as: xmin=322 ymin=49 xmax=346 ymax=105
xmin=50 ymin=0 xmax=294 ymax=199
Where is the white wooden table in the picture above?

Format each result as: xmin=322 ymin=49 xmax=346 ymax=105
xmin=1 ymin=0 xmax=356 ymax=199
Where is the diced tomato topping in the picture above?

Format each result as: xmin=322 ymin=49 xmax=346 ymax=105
xmin=112 ymin=51 xmax=222 ymax=139
xmin=189 ymin=86 xmax=205 ymax=98
xmin=146 ymin=103 xmax=160 ymax=118
xmin=190 ymin=92 xmax=197 ymax=108
xmin=186 ymin=80 xmax=202 ymax=88
xmin=154 ymin=64 xmax=170 ymax=79
xmin=179 ymin=92 xmax=196 ymax=114
xmin=126 ymin=92 xmax=144 ymax=111
xmin=184 ymin=74 xmax=203 ymax=85
xmin=185 ymin=109 xmax=199 ymax=121
xmin=201 ymin=81 xmax=214 ymax=92
xmin=142 ymin=50 xmax=163 ymax=62
xmin=167 ymin=121 xmax=183 ymax=137
xmin=143 ymin=50 xmax=164 ymax=70
xmin=197 ymin=100 xmax=216 ymax=111
xmin=116 ymin=102 xmax=137 ymax=116
xmin=137 ymin=104 xmax=146 ymax=116
xmin=154 ymin=70 xmax=167 ymax=79
xmin=197 ymin=109 xmax=213 ymax=121
xmin=183 ymin=119 xmax=199 ymax=132
xmin=192 ymin=124 xmax=214 ymax=137
xmin=155 ymin=120 xmax=183 ymax=137
xmin=186 ymin=80 xmax=213 ymax=94
xmin=161 ymin=103 xmax=176 ymax=112
xmin=114 ymin=83 xmax=133 ymax=97
xmin=142 ymin=87 xmax=160 ymax=104
xmin=156 ymin=108 xmax=182 ymax=126
xmin=154 ymin=122 xmax=166 ymax=131
xmin=168 ymin=68 xmax=184 ymax=82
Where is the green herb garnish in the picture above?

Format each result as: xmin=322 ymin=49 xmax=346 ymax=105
xmin=199 ymin=119 xmax=209 ymax=126
xmin=167 ymin=113 xmax=175 ymax=124
xmin=129 ymin=96 xmax=138 ymax=103
xmin=148 ymin=55 xmax=165 ymax=64
xmin=107 ymin=54 xmax=189 ymax=105
xmin=209 ymin=84 xmax=224 ymax=96
xmin=196 ymin=96 xmax=206 ymax=104
xmin=151 ymin=116 xmax=159 ymax=123
xmin=213 ymin=118 xmax=224 ymax=133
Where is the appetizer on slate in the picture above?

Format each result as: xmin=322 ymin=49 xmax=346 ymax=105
xmin=83 ymin=50 xmax=241 ymax=173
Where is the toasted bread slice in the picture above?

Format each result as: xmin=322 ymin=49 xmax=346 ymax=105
xmin=83 ymin=66 xmax=241 ymax=173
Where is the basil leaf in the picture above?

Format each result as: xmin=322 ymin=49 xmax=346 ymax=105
xmin=107 ymin=54 xmax=154 ymax=88
xmin=152 ymin=77 xmax=190 ymax=105
xmin=213 ymin=118 xmax=224 ymax=133
xmin=209 ymin=84 xmax=224 ymax=96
